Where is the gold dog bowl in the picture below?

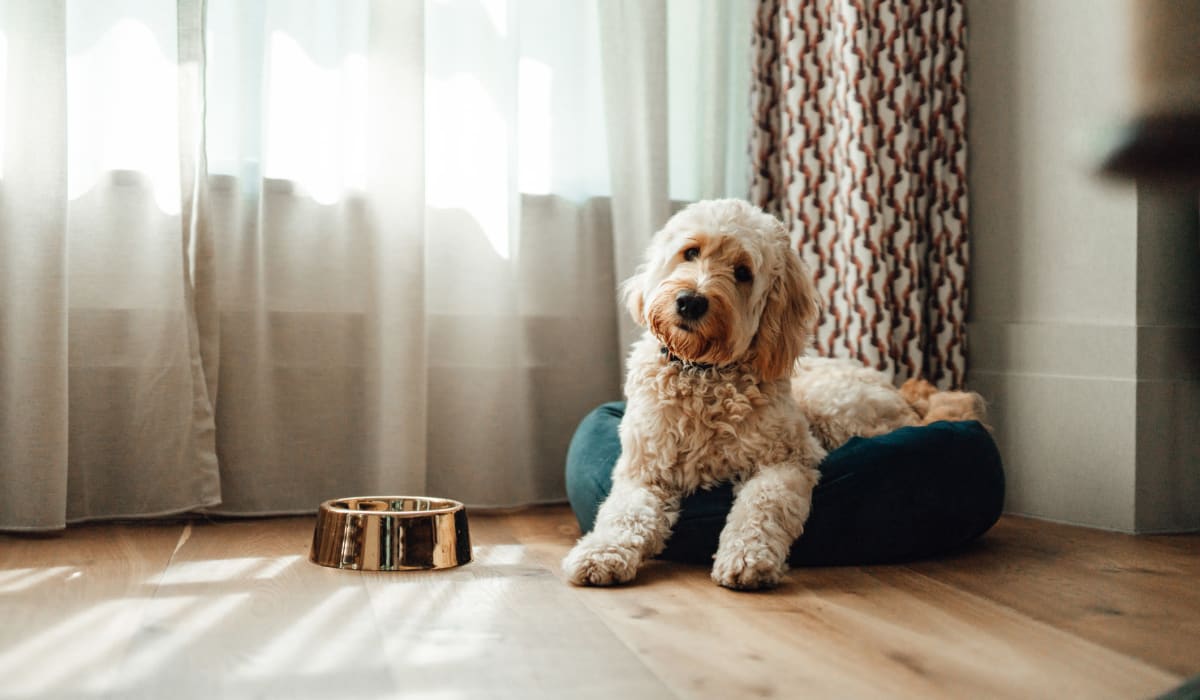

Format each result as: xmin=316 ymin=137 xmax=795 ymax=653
xmin=309 ymin=497 xmax=472 ymax=571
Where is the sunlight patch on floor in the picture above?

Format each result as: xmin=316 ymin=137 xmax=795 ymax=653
xmin=241 ymin=585 xmax=373 ymax=676
xmin=113 ymin=591 xmax=251 ymax=688
xmin=362 ymin=568 xmax=517 ymax=669
xmin=0 ymin=599 xmax=130 ymax=695
xmin=0 ymin=565 xmax=76 ymax=594
xmin=472 ymin=543 xmax=527 ymax=566
xmin=159 ymin=555 xmax=303 ymax=585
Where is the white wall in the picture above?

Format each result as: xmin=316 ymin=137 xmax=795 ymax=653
xmin=967 ymin=0 xmax=1200 ymax=532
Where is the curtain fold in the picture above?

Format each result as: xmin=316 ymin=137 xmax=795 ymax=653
xmin=0 ymin=0 xmax=749 ymax=529
xmin=597 ymin=0 xmax=670 ymax=358
xmin=0 ymin=0 xmax=70 ymax=530
xmin=203 ymin=0 xmax=430 ymax=514
xmin=1 ymin=0 xmax=225 ymax=528
xmin=749 ymin=0 xmax=969 ymax=388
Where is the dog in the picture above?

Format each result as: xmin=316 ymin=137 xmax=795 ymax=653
xmin=562 ymin=199 xmax=984 ymax=591
xmin=791 ymin=357 xmax=988 ymax=452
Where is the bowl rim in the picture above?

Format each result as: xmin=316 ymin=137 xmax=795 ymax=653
xmin=317 ymin=495 xmax=465 ymax=517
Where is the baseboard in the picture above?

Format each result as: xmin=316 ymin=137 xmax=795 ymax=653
xmin=968 ymin=368 xmax=1138 ymax=532
xmin=968 ymin=319 xmax=1200 ymax=533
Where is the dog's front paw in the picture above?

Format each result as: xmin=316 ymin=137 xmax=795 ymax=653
xmin=562 ymin=537 xmax=639 ymax=587
xmin=711 ymin=542 xmax=787 ymax=591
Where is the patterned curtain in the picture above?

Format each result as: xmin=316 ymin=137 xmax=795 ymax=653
xmin=749 ymin=0 xmax=968 ymax=388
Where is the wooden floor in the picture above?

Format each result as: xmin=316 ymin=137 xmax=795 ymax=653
xmin=0 ymin=507 xmax=1196 ymax=699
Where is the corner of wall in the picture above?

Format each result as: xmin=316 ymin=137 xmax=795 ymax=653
xmin=1133 ymin=184 xmax=1200 ymax=533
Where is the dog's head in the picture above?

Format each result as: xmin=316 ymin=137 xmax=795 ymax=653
xmin=623 ymin=199 xmax=819 ymax=380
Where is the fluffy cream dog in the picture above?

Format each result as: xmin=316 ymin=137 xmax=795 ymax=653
xmin=562 ymin=199 xmax=822 ymax=590
xmin=791 ymin=358 xmax=987 ymax=452
xmin=562 ymin=199 xmax=983 ymax=591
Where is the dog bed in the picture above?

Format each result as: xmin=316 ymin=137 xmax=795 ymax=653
xmin=566 ymin=402 xmax=1004 ymax=566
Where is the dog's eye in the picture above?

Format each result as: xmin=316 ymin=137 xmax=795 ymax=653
xmin=735 ymin=265 xmax=753 ymax=283
xmin=683 ymin=247 xmax=700 ymax=262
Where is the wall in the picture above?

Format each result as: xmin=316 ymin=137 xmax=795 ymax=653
xmin=967 ymin=0 xmax=1200 ymax=532
xmin=1133 ymin=186 xmax=1200 ymax=532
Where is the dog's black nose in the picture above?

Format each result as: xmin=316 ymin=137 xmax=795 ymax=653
xmin=675 ymin=291 xmax=708 ymax=321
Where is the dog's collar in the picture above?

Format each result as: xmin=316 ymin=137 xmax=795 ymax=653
xmin=660 ymin=345 xmax=717 ymax=371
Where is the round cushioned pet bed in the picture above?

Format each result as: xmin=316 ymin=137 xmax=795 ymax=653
xmin=566 ymin=402 xmax=1004 ymax=566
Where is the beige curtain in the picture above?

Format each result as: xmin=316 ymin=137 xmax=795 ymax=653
xmin=748 ymin=0 xmax=969 ymax=388
xmin=0 ymin=0 xmax=749 ymax=530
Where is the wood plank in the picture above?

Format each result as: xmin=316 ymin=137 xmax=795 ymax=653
xmin=505 ymin=507 xmax=1184 ymax=700
xmin=908 ymin=515 xmax=1200 ymax=676
xmin=109 ymin=516 xmax=397 ymax=699
xmin=359 ymin=511 xmax=676 ymax=700
xmin=0 ymin=522 xmax=185 ymax=698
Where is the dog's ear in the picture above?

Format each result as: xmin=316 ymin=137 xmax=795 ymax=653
xmin=621 ymin=268 xmax=647 ymax=326
xmin=749 ymin=245 xmax=820 ymax=381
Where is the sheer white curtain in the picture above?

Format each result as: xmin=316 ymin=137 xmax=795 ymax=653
xmin=0 ymin=0 xmax=749 ymax=530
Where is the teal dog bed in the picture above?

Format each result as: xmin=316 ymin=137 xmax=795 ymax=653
xmin=566 ymin=402 xmax=1004 ymax=566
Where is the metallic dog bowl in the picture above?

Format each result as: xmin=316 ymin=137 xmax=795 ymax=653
xmin=309 ymin=496 xmax=472 ymax=571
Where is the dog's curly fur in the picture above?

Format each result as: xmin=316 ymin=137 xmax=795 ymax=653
xmin=790 ymin=358 xmax=988 ymax=452
xmin=562 ymin=199 xmax=986 ymax=591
